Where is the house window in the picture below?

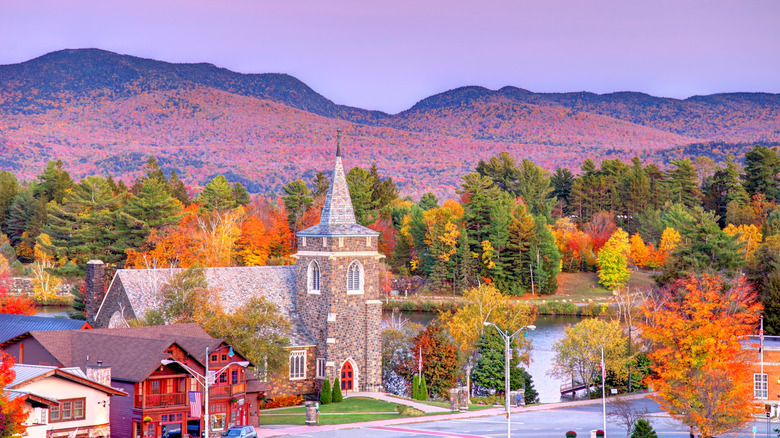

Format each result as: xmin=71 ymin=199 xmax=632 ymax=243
xmin=754 ymin=373 xmax=768 ymax=398
xmin=221 ymin=354 xmax=228 ymax=362
xmin=308 ymin=261 xmax=321 ymax=294
xmin=347 ymin=261 xmax=363 ymax=294
xmin=316 ymin=358 xmax=326 ymax=379
xmin=211 ymin=354 xmax=218 ymax=362
xmin=219 ymin=372 xmax=227 ymax=384
xmin=301 ymin=236 xmax=307 ymax=247
xmin=49 ymin=398 xmax=86 ymax=422
xmin=290 ymin=350 xmax=306 ymax=380
xmin=232 ymin=370 xmax=239 ymax=384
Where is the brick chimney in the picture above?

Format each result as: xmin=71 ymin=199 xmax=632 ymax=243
xmin=85 ymin=260 xmax=105 ymax=324
xmin=86 ymin=362 xmax=112 ymax=386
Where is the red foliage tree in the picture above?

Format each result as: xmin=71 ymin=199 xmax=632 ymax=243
xmin=0 ymin=270 xmax=35 ymax=315
xmin=0 ymin=351 xmax=27 ymax=436
xmin=398 ymin=322 xmax=459 ymax=398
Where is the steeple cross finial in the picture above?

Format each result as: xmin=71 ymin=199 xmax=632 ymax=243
xmin=336 ymin=129 xmax=342 ymax=157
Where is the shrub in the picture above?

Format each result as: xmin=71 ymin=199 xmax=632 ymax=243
xmin=412 ymin=375 xmax=420 ymax=400
xmin=596 ymin=430 xmax=604 ymax=437
xmin=258 ymin=394 xmax=302 ymax=410
xmin=631 ymin=418 xmax=658 ymax=438
xmin=332 ymin=377 xmax=343 ymax=403
xmin=396 ymin=405 xmax=424 ymax=417
xmin=320 ymin=380 xmax=332 ymax=404
xmin=565 ymin=431 xmax=577 ymax=438
xmin=419 ymin=374 xmax=429 ymax=401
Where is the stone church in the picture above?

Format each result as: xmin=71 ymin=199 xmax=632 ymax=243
xmin=85 ymin=146 xmax=383 ymax=397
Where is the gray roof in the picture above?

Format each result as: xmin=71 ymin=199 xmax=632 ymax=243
xmin=10 ymin=364 xmax=86 ymax=387
xmin=0 ymin=313 xmax=88 ymax=344
xmin=102 ymin=266 xmax=314 ymax=346
xmin=298 ymin=155 xmax=377 ymax=237
xmin=744 ymin=335 xmax=780 ymax=350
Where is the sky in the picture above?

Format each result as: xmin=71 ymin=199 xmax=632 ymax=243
xmin=2 ymin=0 xmax=779 ymax=114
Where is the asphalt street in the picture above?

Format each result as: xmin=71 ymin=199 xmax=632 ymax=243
xmin=284 ymin=398 xmax=779 ymax=438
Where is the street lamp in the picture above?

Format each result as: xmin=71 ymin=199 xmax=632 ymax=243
xmin=484 ymin=322 xmax=536 ymax=438
xmin=161 ymin=347 xmax=249 ymax=438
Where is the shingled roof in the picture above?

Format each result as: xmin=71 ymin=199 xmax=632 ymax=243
xmin=298 ymin=147 xmax=378 ymax=237
xmin=97 ymin=266 xmax=315 ymax=347
xmin=0 ymin=313 xmax=89 ymax=345
xmin=27 ymin=327 xmax=223 ymax=383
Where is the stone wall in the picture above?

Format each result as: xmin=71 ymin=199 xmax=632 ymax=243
xmin=265 ymin=346 xmax=318 ymax=398
xmin=5 ymin=277 xmax=78 ymax=296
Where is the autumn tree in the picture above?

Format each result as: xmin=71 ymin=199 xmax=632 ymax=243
xmin=723 ymin=223 xmax=762 ymax=259
xmin=139 ymin=267 xmax=221 ymax=325
xmin=0 ymin=257 xmax=35 ymax=315
xmin=382 ymin=315 xmax=423 ymax=396
xmin=597 ymin=228 xmax=631 ymax=291
xmin=203 ymin=296 xmax=291 ymax=376
xmin=31 ymin=233 xmax=62 ymax=301
xmin=0 ymin=351 xmax=27 ymax=437
xmin=398 ymin=321 xmax=459 ymax=398
xmin=640 ymin=274 xmax=762 ymax=437
xmin=550 ymin=318 xmax=628 ymax=396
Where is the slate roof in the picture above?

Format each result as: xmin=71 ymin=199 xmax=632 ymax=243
xmin=0 ymin=313 xmax=88 ymax=344
xmin=743 ymin=335 xmax=780 ymax=350
xmin=26 ymin=327 xmax=223 ymax=383
xmin=99 ymin=266 xmax=315 ymax=346
xmin=298 ymin=155 xmax=377 ymax=237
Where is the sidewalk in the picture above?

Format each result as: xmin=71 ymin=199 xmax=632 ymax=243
xmin=344 ymin=391 xmax=450 ymax=413
xmin=254 ymin=392 xmax=650 ymax=437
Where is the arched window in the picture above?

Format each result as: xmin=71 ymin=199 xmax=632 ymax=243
xmin=347 ymin=261 xmax=363 ymax=294
xmin=308 ymin=261 xmax=320 ymax=294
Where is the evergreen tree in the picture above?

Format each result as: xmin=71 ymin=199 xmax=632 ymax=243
xmin=506 ymin=202 xmax=536 ymax=295
xmin=67 ymin=282 xmax=86 ymax=320
xmin=459 ymin=173 xmax=506 ymax=272
xmin=516 ymin=158 xmax=556 ymax=219
xmin=311 ymin=172 xmax=329 ymax=199
xmin=475 ymin=152 xmax=520 ymax=194
xmin=332 ymin=377 xmax=343 ymax=403
xmin=368 ymin=162 xmax=400 ymax=213
xmin=417 ymin=192 xmax=439 ymax=211
xmin=412 ymin=375 xmax=420 ymax=400
xmin=550 ymin=167 xmax=574 ymax=215
xmin=34 ymin=160 xmax=73 ymax=204
xmin=125 ymin=178 xmax=183 ymax=229
xmin=620 ymin=158 xmax=650 ymax=234
xmin=665 ymin=159 xmax=703 ymax=209
xmin=282 ymin=180 xmax=313 ymax=234
xmin=703 ymin=156 xmax=748 ymax=226
xmin=471 ymin=331 xmax=539 ymax=403
xmin=531 ymin=216 xmax=562 ymax=296
xmin=419 ymin=374 xmax=429 ymax=401
xmin=167 ymin=170 xmax=191 ymax=205
xmin=746 ymin=236 xmax=780 ymax=334
xmin=198 ymin=175 xmax=236 ymax=211
xmin=742 ymin=145 xmax=780 ymax=201
xmin=232 ymin=182 xmax=251 ymax=207
xmin=630 ymin=418 xmax=658 ymax=438
xmin=320 ymin=379 xmax=332 ymax=404
xmin=456 ymin=226 xmax=479 ymax=293
xmin=43 ymin=177 xmax=125 ymax=276
xmin=346 ymin=166 xmax=378 ymax=226
xmin=0 ymin=171 xmax=19 ymax=229
xmin=4 ymin=189 xmax=47 ymax=263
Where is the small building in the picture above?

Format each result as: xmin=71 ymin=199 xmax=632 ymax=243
xmin=746 ymin=335 xmax=780 ymax=408
xmin=3 ymin=323 xmax=254 ymax=438
xmin=5 ymin=364 xmax=126 ymax=438
xmin=0 ymin=313 xmax=91 ymax=347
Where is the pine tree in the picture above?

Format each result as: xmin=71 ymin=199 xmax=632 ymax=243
xmin=232 ymin=182 xmax=251 ymax=207
xmin=199 ymin=175 xmax=236 ymax=211
xmin=419 ymin=374 xmax=429 ymax=401
xmin=167 ymin=170 xmax=191 ymax=205
xmin=412 ymin=375 xmax=420 ymax=400
xmin=332 ymin=377 xmax=343 ymax=403
xmin=665 ymin=159 xmax=703 ymax=209
xmin=320 ymin=379 xmax=332 ymax=404
xmin=281 ymin=180 xmax=313 ymax=234
xmin=742 ymin=145 xmax=780 ymax=201
xmin=34 ymin=159 xmax=73 ymax=204
xmin=630 ymin=419 xmax=658 ymax=438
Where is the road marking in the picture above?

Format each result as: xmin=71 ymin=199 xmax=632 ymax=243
xmin=449 ymin=419 xmax=523 ymax=425
xmin=367 ymin=426 xmax=488 ymax=437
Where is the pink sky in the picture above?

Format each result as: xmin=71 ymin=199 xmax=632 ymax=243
xmin=2 ymin=0 xmax=778 ymax=113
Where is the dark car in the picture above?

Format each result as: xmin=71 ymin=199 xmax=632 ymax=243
xmin=221 ymin=426 xmax=257 ymax=438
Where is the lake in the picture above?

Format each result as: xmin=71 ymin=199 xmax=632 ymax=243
xmin=383 ymin=310 xmax=584 ymax=403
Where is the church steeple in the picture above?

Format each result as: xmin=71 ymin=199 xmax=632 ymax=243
xmin=297 ymin=132 xmax=377 ymax=237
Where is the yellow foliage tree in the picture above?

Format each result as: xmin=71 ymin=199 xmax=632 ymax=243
xmin=656 ymin=227 xmax=682 ymax=266
xmin=723 ymin=223 xmax=762 ymax=259
xmin=440 ymin=284 xmax=536 ymax=362
xmin=629 ymin=233 xmax=650 ymax=269
xmin=31 ymin=233 xmax=62 ymax=302
xmin=597 ymin=228 xmax=631 ymax=291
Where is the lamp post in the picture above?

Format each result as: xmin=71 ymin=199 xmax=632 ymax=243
xmin=483 ymin=322 xmax=535 ymax=438
xmin=161 ymin=347 xmax=249 ymax=438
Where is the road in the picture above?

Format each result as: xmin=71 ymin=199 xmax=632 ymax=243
xmin=280 ymin=398 xmax=778 ymax=438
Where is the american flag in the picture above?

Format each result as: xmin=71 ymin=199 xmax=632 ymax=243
xmin=188 ymin=391 xmax=202 ymax=418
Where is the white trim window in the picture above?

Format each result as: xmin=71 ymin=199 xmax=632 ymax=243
xmin=308 ymin=261 xmax=321 ymax=294
xmin=347 ymin=261 xmax=364 ymax=294
xmin=316 ymin=358 xmax=327 ymax=379
xmin=754 ymin=373 xmax=768 ymax=399
xmin=290 ymin=351 xmax=307 ymax=380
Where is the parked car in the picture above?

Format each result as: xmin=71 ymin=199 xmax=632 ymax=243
xmin=221 ymin=426 xmax=257 ymax=438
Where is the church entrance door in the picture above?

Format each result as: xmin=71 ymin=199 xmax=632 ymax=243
xmin=341 ymin=361 xmax=353 ymax=391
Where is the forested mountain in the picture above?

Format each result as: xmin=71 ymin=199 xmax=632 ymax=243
xmin=1 ymin=49 xmax=779 ymax=199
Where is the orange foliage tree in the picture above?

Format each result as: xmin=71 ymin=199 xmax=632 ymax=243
xmin=640 ymin=274 xmax=762 ymax=437
xmin=0 ymin=351 xmax=27 ymax=436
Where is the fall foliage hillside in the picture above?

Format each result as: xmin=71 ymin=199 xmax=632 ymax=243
xmin=1 ymin=49 xmax=779 ymax=199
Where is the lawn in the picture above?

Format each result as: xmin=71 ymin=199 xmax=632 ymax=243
xmin=529 ymin=271 xmax=655 ymax=304
xmin=257 ymin=397 xmax=403 ymax=425
xmin=385 ymin=396 xmax=495 ymax=411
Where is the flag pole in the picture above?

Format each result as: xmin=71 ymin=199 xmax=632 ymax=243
xmin=761 ymin=316 xmax=764 ymax=400
xmin=601 ymin=346 xmax=607 ymax=437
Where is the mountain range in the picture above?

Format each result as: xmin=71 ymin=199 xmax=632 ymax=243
xmin=1 ymin=48 xmax=779 ymax=199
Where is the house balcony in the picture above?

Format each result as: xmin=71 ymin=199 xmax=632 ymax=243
xmin=209 ymin=382 xmax=247 ymax=398
xmin=135 ymin=392 xmax=187 ymax=408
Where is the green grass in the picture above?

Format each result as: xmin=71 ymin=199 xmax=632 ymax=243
xmin=259 ymin=397 xmax=400 ymax=414
xmin=384 ymin=395 xmax=496 ymax=411
xmin=532 ymin=271 xmax=655 ymax=304
xmin=257 ymin=413 xmax=400 ymax=426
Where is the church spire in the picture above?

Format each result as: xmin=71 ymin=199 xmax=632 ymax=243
xmin=317 ymin=130 xmax=356 ymax=225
